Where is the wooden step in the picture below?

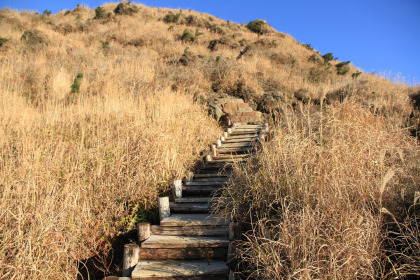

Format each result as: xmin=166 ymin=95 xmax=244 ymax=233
xmin=131 ymin=260 xmax=229 ymax=279
xmin=174 ymin=197 xmax=214 ymax=203
xmin=151 ymin=225 xmax=228 ymax=236
xmin=219 ymin=143 xmax=253 ymax=148
xmin=193 ymin=173 xmax=230 ymax=178
xmin=222 ymin=138 xmax=258 ymax=143
xmin=160 ymin=214 xmax=228 ymax=227
xmin=211 ymin=154 xmax=249 ymax=160
xmin=185 ymin=181 xmax=225 ymax=186
xmin=225 ymin=134 xmax=258 ymax=139
xmin=138 ymin=247 xmax=228 ymax=260
xmin=141 ymin=235 xmax=229 ymax=249
xmin=233 ymin=124 xmax=263 ymax=128
xmin=217 ymin=147 xmax=254 ymax=153
xmin=170 ymin=202 xmax=211 ymax=213
xmin=192 ymin=177 xmax=229 ymax=183
xmin=183 ymin=185 xmax=222 ymax=195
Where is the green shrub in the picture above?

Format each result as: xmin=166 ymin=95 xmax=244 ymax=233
xmin=322 ymin=52 xmax=336 ymax=63
xmin=71 ymin=73 xmax=83 ymax=93
xmin=180 ymin=29 xmax=194 ymax=43
xmin=94 ymin=6 xmax=105 ymax=19
xmin=352 ymin=71 xmax=362 ymax=79
xmin=308 ymin=54 xmax=323 ymax=64
xmin=336 ymin=61 xmax=351 ymax=75
xmin=163 ymin=12 xmax=180 ymax=23
xmin=246 ymin=19 xmax=267 ymax=35
xmin=303 ymin=43 xmax=313 ymax=50
xmin=114 ymin=2 xmax=139 ymax=15
xmin=42 ymin=10 xmax=51 ymax=16
xmin=0 ymin=37 xmax=9 ymax=47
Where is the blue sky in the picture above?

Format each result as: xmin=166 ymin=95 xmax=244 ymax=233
xmin=1 ymin=0 xmax=419 ymax=85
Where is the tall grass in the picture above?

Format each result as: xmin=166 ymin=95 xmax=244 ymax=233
xmin=0 ymin=3 xmax=418 ymax=279
xmin=220 ymin=101 xmax=419 ymax=279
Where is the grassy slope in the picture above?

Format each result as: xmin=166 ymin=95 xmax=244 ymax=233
xmin=0 ymin=2 xmax=418 ymax=279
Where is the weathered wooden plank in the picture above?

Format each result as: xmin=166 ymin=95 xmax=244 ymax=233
xmin=150 ymin=225 xmax=228 ymax=236
xmin=141 ymin=235 xmax=229 ymax=249
xmin=160 ymin=214 xmax=228 ymax=227
xmin=185 ymin=181 xmax=225 ymax=186
xmin=193 ymin=173 xmax=230 ymax=178
xmin=170 ymin=202 xmax=211 ymax=213
xmin=183 ymin=185 xmax=222 ymax=194
xmin=192 ymin=177 xmax=229 ymax=183
xmin=226 ymin=134 xmax=258 ymax=139
xmin=138 ymin=247 xmax=228 ymax=260
xmin=174 ymin=197 xmax=213 ymax=203
xmin=131 ymin=260 xmax=229 ymax=279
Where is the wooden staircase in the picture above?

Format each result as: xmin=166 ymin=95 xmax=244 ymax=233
xmin=125 ymin=123 xmax=268 ymax=280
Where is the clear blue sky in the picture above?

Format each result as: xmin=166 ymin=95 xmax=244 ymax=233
xmin=1 ymin=0 xmax=419 ymax=85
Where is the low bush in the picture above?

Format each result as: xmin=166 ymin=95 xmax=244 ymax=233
xmin=0 ymin=37 xmax=8 ymax=47
xmin=322 ymin=52 xmax=336 ymax=63
xmin=114 ymin=2 xmax=139 ymax=15
xmin=94 ymin=6 xmax=106 ymax=19
xmin=163 ymin=12 xmax=180 ymax=23
xmin=336 ymin=61 xmax=351 ymax=75
xmin=246 ymin=19 xmax=270 ymax=35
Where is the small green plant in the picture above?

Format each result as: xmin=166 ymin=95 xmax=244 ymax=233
xmin=180 ymin=29 xmax=194 ymax=43
xmin=71 ymin=73 xmax=83 ymax=94
xmin=101 ymin=40 xmax=110 ymax=55
xmin=336 ymin=61 xmax=351 ymax=75
xmin=42 ymin=10 xmax=51 ymax=16
xmin=322 ymin=52 xmax=336 ymax=63
xmin=163 ymin=12 xmax=180 ymax=23
xmin=216 ymin=56 xmax=221 ymax=62
xmin=94 ymin=6 xmax=105 ymax=19
xmin=308 ymin=54 xmax=323 ymax=64
xmin=303 ymin=43 xmax=313 ymax=50
xmin=0 ymin=37 xmax=9 ymax=47
xmin=352 ymin=71 xmax=362 ymax=79
xmin=64 ymin=10 xmax=71 ymax=15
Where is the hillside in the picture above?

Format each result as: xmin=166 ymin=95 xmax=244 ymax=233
xmin=0 ymin=2 xmax=419 ymax=279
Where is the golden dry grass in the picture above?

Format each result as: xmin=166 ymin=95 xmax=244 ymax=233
xmin=220 ymin=101 xmax=419 ymax=279
xmin=0 ymin=2 xmax=418 ymax=279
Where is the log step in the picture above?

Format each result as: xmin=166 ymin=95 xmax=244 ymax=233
xmin=193 ymin=173 xmax=230 ymax=178
xmin=141 ymin=235 xmax=229 ymax=249
xmin=185 ymin=181 xmax=225 ymax=186
xmin=218 ymin=143 xmax=253 ymax=148
xmin=192 ymin=177 xmax=229 ymax=183
xmin=222 ymin=138 xmax=258 ymax=143
xmin=211 ymin=154 xmax=249 ymax=159
xmin=174 ymin=197 xmax=214 ymax=203
xmin=183 ymin=185 xmax=222 ymax=195
xmin=225 ymin=134 xmax=258 ymax=139
xmin=131 ymin=260 xmax=229 ymax=279
xmin=170 ymin=202 xmax=211 ymax=213
xmin=217 ymin=147 xmax=254 ymax=153
xmin=150 ymin=225 xmax=228 ymax=236
xmin=138 ymin=247 xmax=228 ymax=260
xmin=160 ymin=214 xmax=228 ymax=227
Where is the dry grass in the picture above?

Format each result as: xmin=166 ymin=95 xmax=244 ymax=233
xmin=219 ymin=101 xmax=419 ymax=279
xmin=0 ymin=2 xmax=418 ymax=279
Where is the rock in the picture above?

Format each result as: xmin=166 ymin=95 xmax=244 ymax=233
xmin=21 ymin=29 xmax=49 ymax=46
xmin=209 ymin=102 xmax=224 ymax=122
